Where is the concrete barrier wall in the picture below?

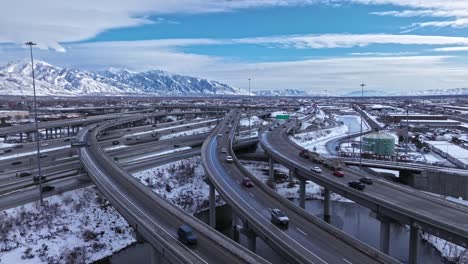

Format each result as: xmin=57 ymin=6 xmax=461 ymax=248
xmin=413 ymin=170 xmax=468 ymax=199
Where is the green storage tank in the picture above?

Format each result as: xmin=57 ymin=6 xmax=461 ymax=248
xmin=362 ymin=132 xmax=395 ymax=156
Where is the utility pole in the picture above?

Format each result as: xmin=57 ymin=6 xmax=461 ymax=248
xmin=406 ymin=100 xmax=410 ymax=153
xmin=25 ymin=41 xmax=43 ymax=205
xmin=359 ymin=83 xmax=366 ymax=171
xmin=248 ymin=78 xmax=251 ymax=136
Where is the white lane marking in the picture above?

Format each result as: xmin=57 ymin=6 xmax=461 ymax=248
xmin=208 ymin=133 xmax=327 ymax=264
xmin=249 ymin=192 xmax=255 ymax=198
xmin=81 ymin=133 xmax=207 ymax=264
xmin=235 ymin=180 xmax=240 ymax=185
xmin=342 ymin=258 xmax=353 ymax=264
xmin=296 ymin=227 xmax=308 ymax=236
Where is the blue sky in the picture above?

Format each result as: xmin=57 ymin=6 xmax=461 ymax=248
xmin=2 ymin=0 xmax=468 ymax=94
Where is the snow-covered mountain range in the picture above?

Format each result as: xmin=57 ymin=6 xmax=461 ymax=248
xmin=342 ymin=88 xmax=468 ymax=97
xmin=253 ymin=89 xmax=308 ymax=96
xmin=0 ymin=61 xmax=246 ymax=96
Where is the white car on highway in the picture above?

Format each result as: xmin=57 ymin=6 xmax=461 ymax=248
xmin=226 ymin=155 xmax=233 ymax=163
xmin=311 ymin=166 xmax=322 ymax=173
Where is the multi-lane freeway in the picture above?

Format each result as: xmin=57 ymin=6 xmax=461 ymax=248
xmin=202 ymin=110 xmax=397 ymax=264
xmin=259 ymin=116 xmax=468 ymax=251
xmin=78 ymin=115 xmax=267 ymax=264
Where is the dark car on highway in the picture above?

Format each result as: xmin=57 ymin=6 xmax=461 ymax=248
xmin=17 ymin=172 xmax=32 ymax=177
xmin=348 ymin=181 xmax=365 ymax=191
xmin=177 ymin=225 xmax=197 ymax=245
xmin=42 ymin=185 xmax=55 ymax=192
xmin=34 ymin=176 xmax=47 ymax=182
xmin=11 ymin=161 xmax=22 ymax=165
xmin=112 ymin=141 xmax=120 ymax=145
xmin=271 ymin=209 xmax=289 ymax=227
xmin=359 ymin=177 xmax=373 ymax=185
xmin=242 ymin=177 xmax=254 ymax=187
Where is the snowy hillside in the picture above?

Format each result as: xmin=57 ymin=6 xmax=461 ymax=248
xmin=0 ymin=61 xmax=246 ymax=96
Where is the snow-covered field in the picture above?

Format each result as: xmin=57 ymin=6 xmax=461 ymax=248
xmin=159 ymin=126 xmax=214 ymax=140
xmin=241 ymin=160 xmax=351 ymax=202
xmin=292 ymin=124 xmax=348 ymax=155
xmin=239 ymin=116 xmax=262 ymax=128
xmin=0 ymin=146 xmax=71 ymax=161
xmin=132 ymin=157 xmax=222 ymax=214
xmin=127 ymin=147 xmax=191 ymax=162
xmin=427 ymin=140 xmax=468 ymax=166
xmin=0 ymin=187 xmax=134 ymax=264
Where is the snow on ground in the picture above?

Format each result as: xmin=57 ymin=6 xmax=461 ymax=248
xmin=292 ymin=125 xmax=348 ymax=155
xmin=239 ymin=116 xmax=262 ymax=127
xmin=369 ymin=168 xmax=400 ymax=177
xmin=363 ymin=110 xmax=385 ymax=127
xmin=159 ymin=126 xmax=214 ymax=140
xmin=126 ymin=119 xmax=216 ymax=137
xmin=427 ymin=141 xmax=468 ymax=166
xmin=337 ymin=115 xmax=370 ymax=133
xmin=0 ymin=187 xmax=134 ymax=264
xmin=0 ymin=146 xmax=70 ymax=161
xmin=236 ymin=130 xmax=258 ymax=140
xmin=241 ymin=160 xmax=352 ymax=202
xmin=129 ymin=147 xmax=191 ymax=162
xmin=0 ymin=143 xmax=16 ymax=149
xmin=417 ymin=194 xmax=468 ymax=261
xmin=132 ymin=156 xmax=222 ymax=214
xmin=103 ymin=145 xmax=128 ymax=151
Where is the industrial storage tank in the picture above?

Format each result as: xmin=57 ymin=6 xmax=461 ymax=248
xmin=362 ymin=132 xmax=395 ymax=156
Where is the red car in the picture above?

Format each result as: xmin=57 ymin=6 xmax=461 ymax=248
xmin=242 ymin=177 xmax=254 ymax=187
xmin=333 ymin=170 xmax=344 ymax=177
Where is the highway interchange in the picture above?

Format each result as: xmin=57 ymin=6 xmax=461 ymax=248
xmin=0 ymin=103 xmax=467 ymax=264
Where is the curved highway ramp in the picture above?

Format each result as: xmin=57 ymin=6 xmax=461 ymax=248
xmin=78 ymin=116 xmax=267 ymax=264
xmin=202 ymin=110 xmax=398 ymax=264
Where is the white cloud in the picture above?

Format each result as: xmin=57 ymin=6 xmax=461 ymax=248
xmin=349 ymin=52 xmax=419 ymax=56
xmin=362 ymin=0 xmax=468 ymax=29
xmin=2 ymin=40 xmax=468 ymax=94
xmin=433 ymin=46 xmax=468 ymax=52
xmin=0 ymin=0 xmax=326 ymax=51
xmin=231 ymin=34 xmax=468 ymax=49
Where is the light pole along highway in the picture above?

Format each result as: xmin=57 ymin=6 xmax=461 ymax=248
xmin=25 ymin=41 xmax=44 ymax=205
xmin=359 ymin=83 xmax=366 ymax=171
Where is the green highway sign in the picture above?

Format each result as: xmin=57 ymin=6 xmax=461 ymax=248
xmin=276 ymin=114 xmax=290 ymax=120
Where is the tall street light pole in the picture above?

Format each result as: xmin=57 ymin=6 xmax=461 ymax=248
xmin=359 ymin=83 xmax=366 ymax=171
xmin=25 ymin=41 xmax=43 ymax=205
xmin=248 ymin=78 xmax=251 ymax=136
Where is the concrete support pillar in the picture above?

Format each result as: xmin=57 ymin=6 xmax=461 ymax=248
xmin=299 ymin=178 xmax=306 ymax=209
xmin=247 ymin=231 xmax=256 ymax=253
xmin=19 ymin=132 xmax=23 ymax=142
xmin=233 ymin=225 xmax=240 ymax=243
xmin=379 ymin=218 xmax=390 ymax=254
xmin=209 ymin=181 xmax=216 ymax=228
xmin=268 ymin=157 xmax=274 ymax=183
xmin=150 ymin=246 xmax=162 ymax=264
xmin=288 ymin=168 xmax=295 ymax=182
xmin=26 ymin=132 xmax=31 ymax=142
xmin=67 ymin=126 xmax=70 ymax=136
xmin=45 ymin=129 xmax=49 ymax=139
xmin=323 ymin=188 xmax=331 ymax=223
xmin=408 ymin=225 xmax=420 ymax=264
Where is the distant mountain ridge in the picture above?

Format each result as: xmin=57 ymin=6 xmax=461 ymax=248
xmin=342 ymin=88 xmax=468 ymax=97
xmin=0 ymin=61 xmax=246 ymax=96
xmin=253 ymin=89 xmax=307 ymax=96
